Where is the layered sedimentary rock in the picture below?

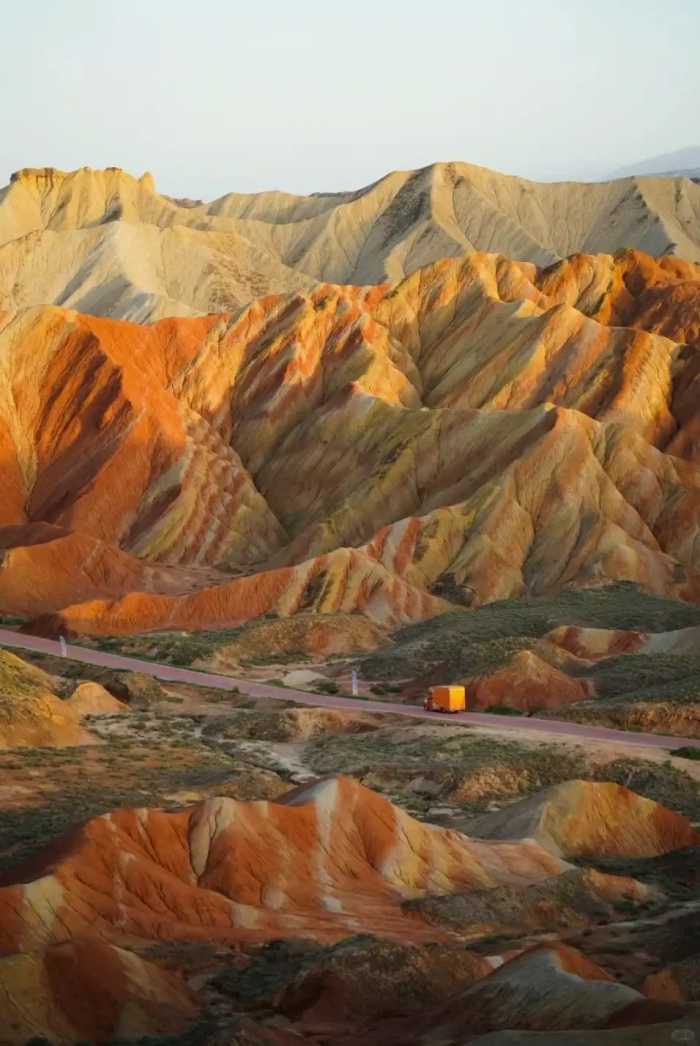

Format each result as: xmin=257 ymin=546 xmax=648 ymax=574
xmin=644 ymin=955 xmax=700 ymax=1003
xmin=456 ymin=619 xmax=700 ymax=719
xmin=2 ymin=250 xmax=700 ymax=631
xmin=0 ymin=776 xmax=695 ymax=1044
xmin=465 ymin=651 xmax=595 ymax=713
xmin=546 ymin=622 xmax=700 ymax=659
xmin=0 ymin=939 xmax=197 ymax=1044
xmin=467 ymin=781 xmax=699 ymax=859
xmin=0 ymin=776 xmax=567 ymax=953
xmin=410 ymin=943 xmax=689 ymax=1042
xmin=1 ymin=165 xmax=699 ymax=321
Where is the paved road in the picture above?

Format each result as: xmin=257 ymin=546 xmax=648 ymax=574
xmin=0 ymin=627 xmax=693 ymax=751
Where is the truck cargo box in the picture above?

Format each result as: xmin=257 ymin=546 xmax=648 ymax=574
xmin=425 ymin=685 xmax=466 ymax=713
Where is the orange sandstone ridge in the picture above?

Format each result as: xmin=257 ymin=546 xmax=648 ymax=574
xmin=1 ymin=250 xmax=700 ymax=631
xmin=0 ymin=776 xmax=570 ymax=952
xmin=0 ymin=777 xmax=696 ymax=1044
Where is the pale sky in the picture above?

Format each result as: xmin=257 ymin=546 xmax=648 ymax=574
xmin=2 ymin=0 xmax=698 ymax=199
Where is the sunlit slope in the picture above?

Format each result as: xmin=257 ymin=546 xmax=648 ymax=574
xmin=0 ymin=163 xmax=699 ymax=319
xmin=2 ymin=249 xmax=700 ymax=630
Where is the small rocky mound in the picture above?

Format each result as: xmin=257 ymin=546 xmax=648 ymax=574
xmin=404 ymin=867 xmax=657 ymax=938
xmin=0 ymin=649 xmax=92 ymax=747
xmin=208 ymin=706 xmax=385 ymax=743
xmin=644 ymin=954 xmax=700 ymax=1003
xmin=103 ymin=670 xmax=169 ymax=707
xmin=65 ymin=680 xmax=128 ymax=717
xmin=458 ymin=621 xmax=700 ymax=732
xmin=466 ymin=650 xmax=594 ymax=712
xmin=547 ymin=623 xmax=700 ymax=660
xmin=468 ymin=781 xmax=699 ymax=859
xmin=203 ymin=614 xmax=388 ymax=669
xmin=215 ymin=936 xmax=491 ymax=1030
xmin=413 ymin=944 xmax=687 ymax=1042
xmin=546 ymin=696 xmax=700 ymax=738
xmin=544 ymin=625 xmax=649 ymax=660
xmin=0 ymin=935 xmax=197 ymax=1043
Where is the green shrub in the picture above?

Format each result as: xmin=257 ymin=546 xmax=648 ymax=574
xmin=674 ymin=746 xmax=700 ymax=761
xmin=314 ymin=680 xmax=340 ymax=695
xmin=361 ymin=583 xmax=700 ymax=684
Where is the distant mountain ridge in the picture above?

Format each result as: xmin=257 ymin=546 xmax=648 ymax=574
xmin=611 ymin=145 xmax=700 ymax=181
xmin=1 ymin=162 xmax=699 ymax=321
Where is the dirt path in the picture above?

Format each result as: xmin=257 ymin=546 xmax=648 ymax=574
xmin=0 ymin=627 xmax=695 ymax=751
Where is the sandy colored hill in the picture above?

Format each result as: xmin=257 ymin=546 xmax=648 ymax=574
xmin=467 ymin=781 xmax=699 ymax=859
xmin=0 ymin=649 xmax=93 ymax=747
xmin=0 ymin=164 xmax=699 ymax=320
xmin=65 ymin=680 xmax=128 ymax=717
xmin=2 ymin=248 xmax=700 ymax=632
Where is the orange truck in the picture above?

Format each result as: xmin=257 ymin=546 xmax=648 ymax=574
xmin=423 ymin=685 xmax=466 ymax=713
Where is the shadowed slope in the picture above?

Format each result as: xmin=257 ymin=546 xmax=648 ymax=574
xmin=0 ymin=939 xmax=197 ymax=1044
xmin=406 ymin=943 xmax=690 ymax=1043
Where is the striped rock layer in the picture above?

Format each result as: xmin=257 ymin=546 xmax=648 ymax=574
xmin=1 ymin=777 xmax=695 ymax=1045
xmin=1 ymin=249 xmax=700 ymax=631
xmin=0 ymin=777 xmax=566 ymax=955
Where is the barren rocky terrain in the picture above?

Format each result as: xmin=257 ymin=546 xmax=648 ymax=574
xmin=1 ymin=163 xmax=700 ymax=1044
xmin=2 ymin=164 xmax=699 ymax=320
xmin=0 ymin=648 xmax=699 ymax=1044
xmin=4 ymin=248 xmax=700 ymax=644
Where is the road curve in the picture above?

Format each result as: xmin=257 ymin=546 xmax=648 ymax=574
xmin=0 ymin=627 xmax=694 ymax=752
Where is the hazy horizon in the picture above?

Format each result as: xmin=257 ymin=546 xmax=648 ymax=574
xmin=3 ymin=0 xmax=699 ymax=200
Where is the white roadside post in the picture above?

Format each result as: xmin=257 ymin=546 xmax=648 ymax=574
xmin=351 ymin=669 xmax=358 ymax=696
xmin=59 ymin=635 xmax=67 ymax=657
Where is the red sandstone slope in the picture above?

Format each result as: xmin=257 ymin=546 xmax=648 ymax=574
xmin=1 ymin=776 xmax=695 ymax=1045
xmin=0 ymin=777 xmax=567 ymax=953
xmin=1 ymin=774 xmax=694 ymax=1041
xmin=0 ymin=939 xmax=198 ymax=1044
xmin=454 ymin=622 xmax=700 ymax=728
xmin=539 ymin=249 xmax=700 ymax=350
xmin=2 ymin=250 xmax=700 ymax=630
